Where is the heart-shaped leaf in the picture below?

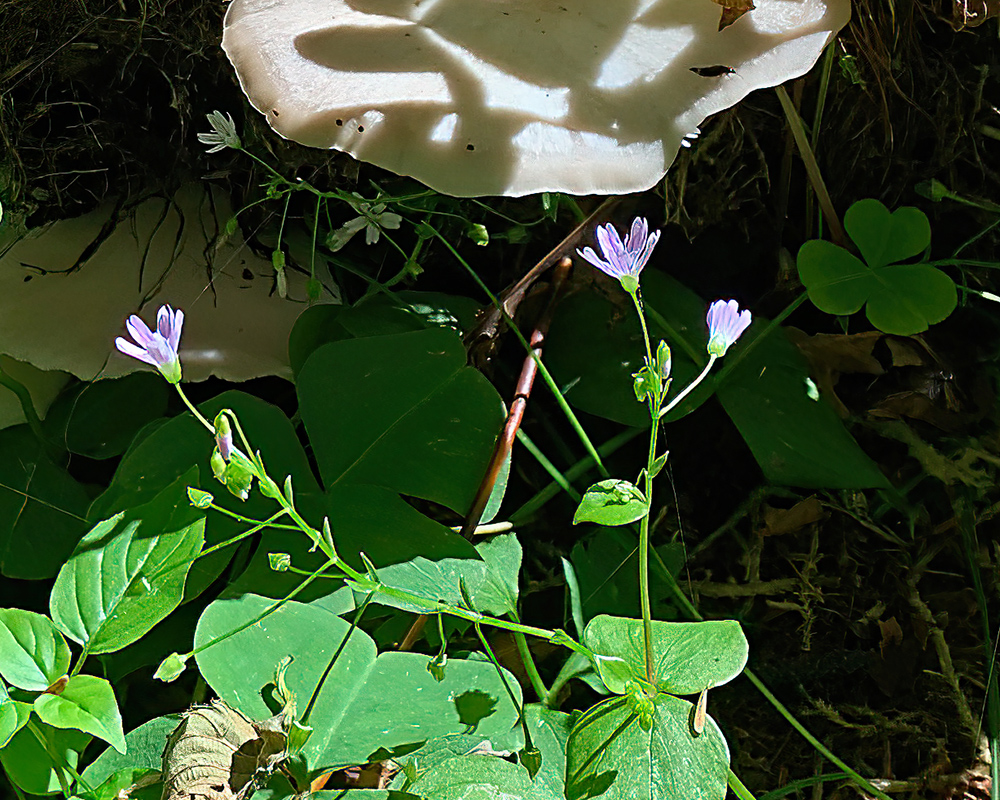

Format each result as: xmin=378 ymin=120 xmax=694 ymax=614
xmin=584 ymin=616 xmax=748 ymax=694
xmin=566 ymin=693 xmax=729 ymax=800
xmin=195 ymin=593 xmax=522 ymax=771
xmin=797 ymin=199 xmax=955 ymax=335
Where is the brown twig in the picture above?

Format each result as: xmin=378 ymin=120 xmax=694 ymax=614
xmin=398 ymin=258 xmax=572 ymax=652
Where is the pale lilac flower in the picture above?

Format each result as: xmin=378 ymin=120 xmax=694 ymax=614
xmin=706 ymin=299 xmax=752 ymax=357
xmin=115 ymin=305 xmax=184 ymax=383
xmin=577 ymin=217 xmax=660 ymax=293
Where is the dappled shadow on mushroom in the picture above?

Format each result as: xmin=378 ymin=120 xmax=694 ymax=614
xmin=223 ymin=0 xmax=851 ymax=196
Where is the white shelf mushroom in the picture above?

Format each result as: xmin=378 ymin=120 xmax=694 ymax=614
xmin=222 ymin=0 xmax=850 ymax=197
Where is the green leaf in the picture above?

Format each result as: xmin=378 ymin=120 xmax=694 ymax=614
xmin=0 ymin=425 xmax=90 ymax=579
xmin=46 ymin=373 xmax=170 ymax=460
xmin=717 ymin=328 xmax=889 ymax=488
xmin=297 ymin=327 xmax=504 ymax=513
xmin=573 ymin=480 xmax=648 ymax=526
xmin=50 ymin=472 xmax=205 ymax=655
xmin=797 ymin=199 xmax=954 ymax=335
xmin=195 ymin=594 xmax=522 ymax=772
xmin=566 ymin=693 xmax=729 ymax=800
xmin=844 ymin=198 xmax=930 ymax=269
xmin=0 ymin=683 xmax=32 ymax=747
xmin=407 ymin=754 xmax=549 ymax=800
xmin=0 ymin=609 xmax=71 ymax=691
xmin=33 ymin=674 xmax=125 ymax=754
xmin=0 ymin=720 xmax=90 ymax=795
xmin=86 ymin=768 xmax=161 ymax=800
xmin=524 ymin=704 xmax=573 ymax=800
xmin=584 ymin=616 xmax=748 ymax=694
xmin=89 ymin=391 xmax=318 ymax=602
xmin=473 ymin=534 xmax=521 ymax=616
xmin=81 ymin=714 xmax=180 ymax=787
xmin=571 ymin=531 xmax=683 ymax=621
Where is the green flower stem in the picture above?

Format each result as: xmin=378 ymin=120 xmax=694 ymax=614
xmin=511 ymin=614 xmax=551 ymax=704
xmin=657 ymin=354 xmax=716 ymax=420
xmin=629 ymin=287 xmax=658 ymax=684
xmin=199 ymin=503 xmax=300 ymax=531
xmin=649 ymin=547 xmax=893 ymax=800
xmin=174 ymin=384 xmax=214 ymax=433
xmin=188 ymin=557 xmax=338 ymax=659
xmin=515 ymin=429 xmax=581 ymax=502
xmin=428 ymin=224 xmax=609 ymax=478
xmin=728 ymin=769 xmax=757 ymax=800
xmin=193 ymin=509 xmax=290 ymax=561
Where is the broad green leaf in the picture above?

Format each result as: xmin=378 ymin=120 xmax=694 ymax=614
xmin=473 ymin=534 xmax=522 ymax=617
xmin=561 ymin=558 xmax=585 ymax=640
xmin=195 ymin=594 xmax=522 ymax=772
xmin=33 ymin=674 xmax=125 ymax=754
xmin=571 ymin=531 xmax=683 ymax=621
xmin=573 ymin=479 xmax=648 ymax=526
xmin=0 ymin=720 xmax=90 ymax=795
xmin=0 ymin=609 xmax=70 ymax=691
xmin=524 ymin=704 xmax=573 ymax=800
xmin=584 ymin=616 xmax=748 ymax=694
xmin=81 ymin=714 xmax=180 ymax=786
xmin=297 ymin=327 xmax=503 ymax=513
xmin=288 ymin=292 xmax=481 ymax=375
xmin=86 ymin=768 xmax=161 ymax=800
xmin=45 ymin=373 xmax=170 ymax=460
xmin=547 ymin=270 xmax=714 ymax=427
xmin=566 ymin=694 xmax=729 ymax=800
xmin=0 ymin=424 xmax=90 ymax=579
xmin=797 ymin=199 xmax=954 ymax=335
xmin=0 ymin=683 xmax=32 ymax=747
xmin=717 ymin=328 xmax=889 ymax=488
xmin=89 ymin=391 xmax=318 ymax=601
xmin=50 ymin=473 xmax=205 ymax=654
xmin=407 ymin=754 xmax=548 ymax=800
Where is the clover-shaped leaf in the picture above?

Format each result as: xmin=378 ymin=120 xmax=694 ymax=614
xmin=797 ymin=199 xmax=956 ymax=335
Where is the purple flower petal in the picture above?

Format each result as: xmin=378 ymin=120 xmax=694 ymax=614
xmin=706 ymin=299 xmax=752 ymax=357
xmin=115 ymin=304 xmax=185 ymax=383
xmin=578 ymin=217 xmax=659 ymax=288
xmin=115 ymin=337 xmax=159 ymax=366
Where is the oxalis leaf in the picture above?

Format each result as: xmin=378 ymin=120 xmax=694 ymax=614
xmin=573 ymin=479 xmax=648 ymax=527
xmin=49 ymin=470 xmax=205 ymax=655
xmin=797 ymin=199 xmax=956 ymax=335
xmin=195 ymin=593 xmax=522 ymax=772
xmin=564 ymin=616 xmax=749 ymax=800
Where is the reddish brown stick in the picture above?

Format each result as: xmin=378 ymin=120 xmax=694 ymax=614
xmin=398 ymin=258 xmax=572 ymax=652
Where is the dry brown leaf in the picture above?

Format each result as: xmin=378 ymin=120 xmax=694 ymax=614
xmin=790 ymin=328 xmax=883 ymax=417
xmin=759 ymin=496 xmax=825 ymax=536
xmin=712 ymin=0 xmax=756 ymax=30
xmin=161 ymin=700 xmax=290 ymax=800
